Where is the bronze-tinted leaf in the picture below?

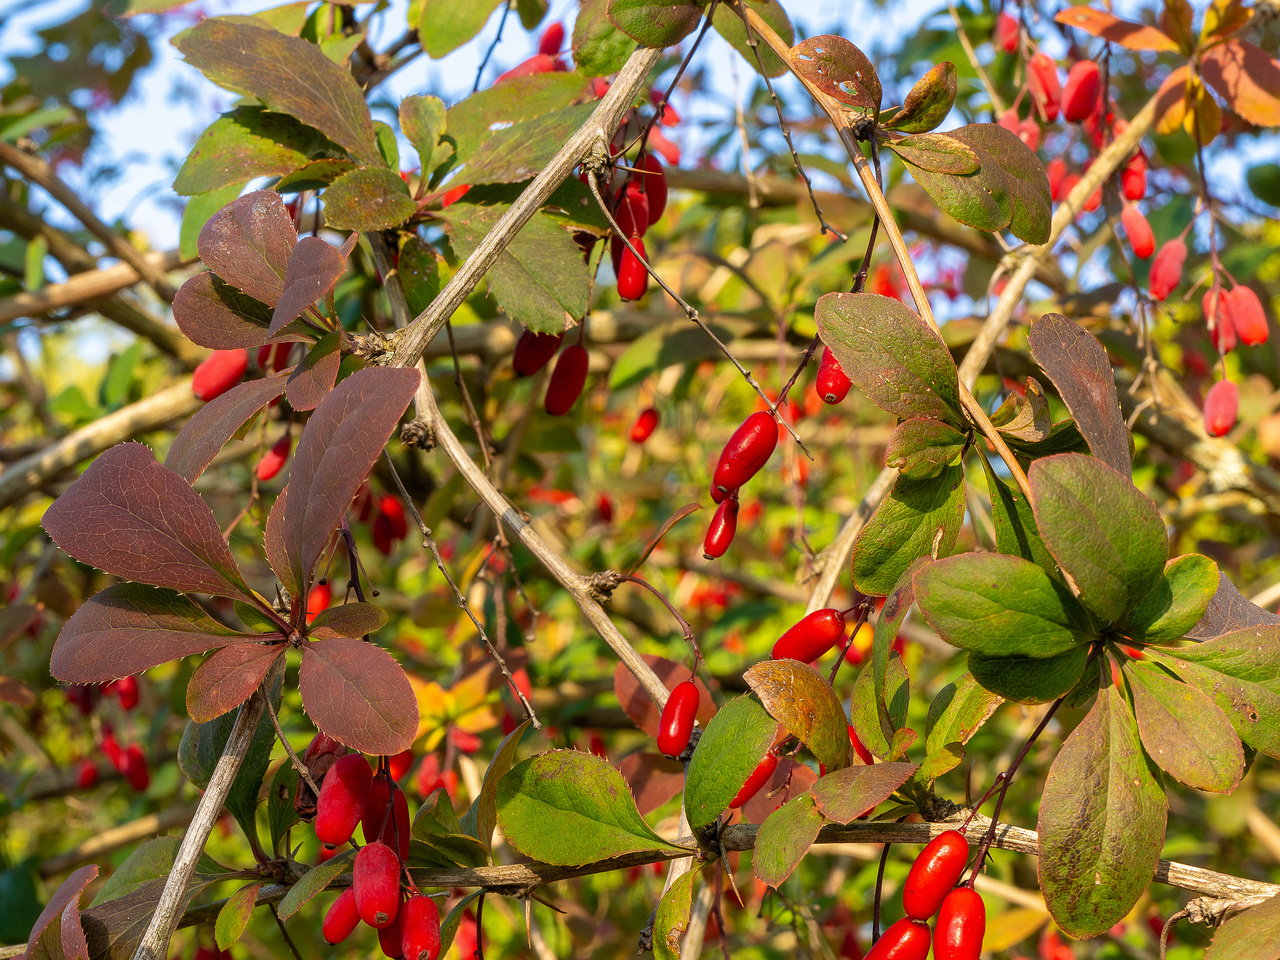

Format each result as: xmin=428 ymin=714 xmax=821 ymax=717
xmin=0 ymin=675 xmax=34 ymax=706
xmin=308 ymin=602 xmax=389 ymax=638
xmin=990 ymin=377 xmax=1052 ymax=442
xmin=1160 ymin=0 xmax=1197 ymax=53
xmin=270 ymin=234 xmax=356 ymax=336
xmin=885 ymin=62 xmax=958 ymax=133
xmin=1187 ymin=571 xmax=1280 ymax=639
xmin=745 ymin=659 xmax=850 ymax=771
xmin=1200 ymin=39 xmax=1280 ymax=128
xmin=810 ymin=762 xmax=916 ymax=823
xmin=740 ymin=757 xmax=817 ymax=823
xmin=885 ymin=133 xmax=979 ymax=175
xmin=322 ymin=166 xmax=418 ymax=231
xmin=299 ymin=636 xmax=418 ymax=754
xmin=788 ymin=35 xmax=881 ymax=111
xmin=196 ymin=190 xmax=298 ymax=307
xmin=187 ymin=643 xmax=283 ymax=723
xmin=172 ymin=272 xmax=276 ymax=349
xmin=165 ymin=374 xmax=289 ymax=483
xmin=613 ymin=655 xmax=716 ymax=739
xmin=618 ymin=752 xmax=685 ymax=816
xmin=24 ymin=865 xmax=97 ymax=960
xmin=1154 ymin=65 xmax=1191 ymax=136
xmin=1053 ymin=6 xmax=1180 ymax=50
xmin=284 ymin=331 xmax=341 ymax=412
xmin=42 ymin=443 xmax=255 ymax=602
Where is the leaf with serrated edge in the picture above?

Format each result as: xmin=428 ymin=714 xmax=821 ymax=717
xmin=886 ymin=62 xmax=957 ymax=133
xmin=1037 ymin=685 xmax=1166 ymax=939
xmin=308 ymin=602 xmax=389 ymax=639
xmin=276 ymin=850 xmax=354 ymax=920
xmin=684 ymin=696 xmax=779 ymax=830
xmin=607 ymin=0 xmax=703 ymax=48
xmin=196 ymin=190 xmax=297 ymax=307
xmin=653 ymin=867 xmax=698 ymax=960
xmin=1029 ymin=453 xmax=1167 ymax=624
xmin=476 ymin=720 xmax=530 ymax=854
xmin=24 ymin=866 xmax=97 ymax=960
xmin=1053 ymin=6 xmax=1179 ymax=50
xmin=1124 ymin=554 xmax=1218 ymax=642
xmin=214 ymin=882 xmax=261 ymax=950
xmin=1126 ymin=659 xmax=1243 ymax=792
xmin=166 ymin=375 xmax=290 ymax=484
xmin=299 ymin=637 xmax=418 ymax=755
xmin=322 ymin=166 xmax=417 ymax=231
xmin=754 ymin=793 xmax=824 ymax=886
xmin=745 ymin=660 xmax=850 ymax=772
xmin=1202 ymin=891 xmax=1280 ymax=960
xmin=789 ymin=35 xmax=880 ymax=110
xmin=885 ymin=134 xmax=978 ymax=175
xmin=187 ymin=643 xmax=283 ymax=723
xmin=884 ymin=418 xmax=965 ymax=480
xmin=810 ymin=763 xmax=916 ymax=823
xmin=270 ymin=234 xmax=355 ymax=336
xmin=968 ymin=647 xmax=1091 ymax=705
xmin=925 ymin=673 xmax=1002 ymax=754
xmin=496 ymin=751 xmax=682 ymax=865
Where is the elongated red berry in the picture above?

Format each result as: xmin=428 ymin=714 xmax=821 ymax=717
xmin=1046 ymin=158 xmax=1067 ymax=201
xmin=124 ymin=745 xmax=149 ymax=791
xmin=639 ymin=154 xmax=668 ymax=224
xmin=323 ymin=887 xmax=361 ymax=945
xmin=713 ymin=411 xmax=778 ymax=493
xmin=772 ymin=608 xmax=847 ymax=662
xmin=363 ymin=778 xmax=411 ymax=860
xmin=306 ymin=581 xmax=331 ymax=625
xmin=902 ymin=830 xmax=970 ymax=920
xmin=544 ymin=343 xmax=589 ymax=416
xmin=1204 ymin=379 xmax=1238 ymax=437
xmin=401 ymin=895 xmax=442 ymax=960
xmin=380 ymin=494 xmax=408 ymax=540
xmin=1120 ymin=205 xmax=1154 ymax=259
xmin=617 ymin=235 xmax=649 ymax=302
xmin=1062 ymin=61 xmax=1101 ymax=123
xmin=1204 ymin=288 xmax=1235 ymax=353
xmin=193 ymin=349 xmax=248 ymax=401
xmin=379 ymin=893 xmax=406 ymax=958
xmin=817 ymin=347 xmax=852 ymax=404
xmin=630 ymin=407 xmax=659 ymax=442
xmin=864 ymin=917 xmax=931 ymax=960
xmin=538 ymin=21 xmax=564 ymax=56
xmin=512 ymin=330 xmax=563 ymax=376
xmin=101 ymin=730 xmax=124 ymax=771
xmin=848 ymin=724 xmax=875 ymax=766
xmin=729 ymin=752 xmax=779 ymax=809
xmin=495 ymin=53 xmax=558 ymax=84
xmin=1028 ymin=53 xmax=1061 ymax=121
xmin=316 ymin=753 xmax=373 ymax=846
xmin=1229 ymin=286 xmax=1268 ymax=345
xmin=933 ymin=887 xmax=985 ymax=960
xmin=1149 ymin=239 xmax=1187 ymax=301
xmin=656 ymin=679 xmax=700 ymax=756
xmin=257 ymin=434 xmax=291 ymax=481
xmin=616 ymin=181 xmax=650 ymax=238
xmin=994 ymin=12 xmax=1018 ymax=52
xmin=77 ymin=759 xmax=99 ymax=789
xmin=354 ymin=840 xmax=401 ymax=928
xmin=1122 ymin=153 xmax=1147 ymax=200
xmin=702 ymin=497 xmax=738 ymax=559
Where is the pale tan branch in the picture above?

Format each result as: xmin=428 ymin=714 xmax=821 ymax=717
xmin=0 ymin=249 xmax=189 ymax=326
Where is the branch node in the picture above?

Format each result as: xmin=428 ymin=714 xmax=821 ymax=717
xmin=585 ymin=570 xmax=624 ymax=604
xmin=350 ymin=329 xmax=400 ymax=363
xmin=400 ymin=418 xmax=438 ymax=450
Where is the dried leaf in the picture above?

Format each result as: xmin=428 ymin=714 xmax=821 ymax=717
xmin=1053 ymin=6 xmax=1180 ymax=51
xmin=789 ymin=35 xmax=881 ymax=111
xmin=299 ymin=636 xmax=418 ymax=754
xmin=745 ymin=660 xmax=850 ymax=771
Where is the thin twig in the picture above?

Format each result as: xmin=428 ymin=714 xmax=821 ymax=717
xmin=269 ymin=904 xmax=305 ymax=960
xmin=264 ymin=694 xmax=320 ymax=796
xmin=948 ymin=1 xmax=1005 ymax=114
xmin=474 ymin=2 xmax=513 ymax=93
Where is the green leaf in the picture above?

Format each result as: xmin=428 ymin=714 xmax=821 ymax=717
xmin=810 ymin=762 xmax=917 ymax=823
xmin=851 ymin=463 xmax=966 ymax=597
xmin=516 ymin=0 xmax=550 ymax=28
xmin=398 ymin=235 xmax=443 ymax=316
xmin=607 ymin=0 xmax=704 ymax=48
xmin=873 ymin=560 xmax=925 ymax=736
xmin=1037 ymin=685 xmax=1166 ymax=939
xmin=322 ymin=166 xmax=417 ymax=231
xmin=744 ymin=660 xmax=850 ymax=772
xmin=914 ymin=553 xmax=1095 ymax=658
xmin=884 ymin=417 xmax=965 ymax=480
xmin=653 ymin=867 xmax=698 ymax=960
xmin=884 ymin=61 xmax=958 ymax=133
xmin=462 ymin=103 xmax=598 ymax=185
xmin=215 ymin=882 xmax=261 ymax=949
xmin=946 ymin=123 xmax=1051 ymax=244
xmin=712 ymin=0 xmax=794 ymax=78
xmin=884 ymin=133 xmax=978 ymax=175
xmin=444 ymin=74 xmax=591 ymax=169
xmin=1126 ymin=659 xmax=1243 ymax=793
xmin=179 ymin=184 xmax=244 ymax=261
xmin=276 ymin=158 xmax=357 ymax=193
xmin=400 ymin=95 xmax=447 ymax=176
xmin=276 ymin=849 xmax=354 ymax=920
xmin=496 ymin=751 xmax=683 ymax=865
xmin=979 ymin=449 xmax=1055 ymax=572
xmin=1028 ymin=453 xmax=1168 ymax=624
xmin=900 ymin=149 xmax=1010 ymax=235
xmin=174 ymin=107 xmax=341 ymax=196
xmin=439 ymin=202 xmax=588 ymax=334
xmin=416 ymin=0 xmax=504 ymax=57
xmin=476 ymin=719 xmax=530 ymax=855
xmin=684 ymin=696 xmax=779 ymax=831
xmin=1247 ymin=163 xmax=1280 ymax=208
xmin=90 ymin=838 xmax=229 ymax=908
xmin=925 ymin=673 xmax=1002 ymax=754
xmin=968 ymin=647 xmax=1091 ymax=704
xmin=413 ymin=786 xmax=463 ymax=839
xmin=172 ymin=18 xmax=380 ymax=165
xmin=267 ymin=759 xmax=301 ymax=856
xmin=850 ymin=654 xmax=909 ymax=759
xmin=815 ymin=291 xmax=963 ymax=424
xmin=1203 ymin=892 xmax=1280 ymax=960
xmin=753 ymin=793 xmax=824 ymax=886
xmin=1124 ymin=554 xmax=1218 ymax=642
xmin=438 ymin=891 xmax=484 ymax=958
xmin=573 ymin=0 xmax=635 ymax=77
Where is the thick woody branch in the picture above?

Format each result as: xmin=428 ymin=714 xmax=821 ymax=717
xmin=0 ymin=249 xmax=188 ymax=326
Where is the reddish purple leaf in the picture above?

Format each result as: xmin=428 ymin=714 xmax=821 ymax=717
xmin=49 ymin=583 xmax=255 ymax=683
xmin=165 ymin=374 xmax=289 ymax=483
xmin=197 ymin=190 xmax=297 ymax=307
xmin=42 ymin=443 xmax=255 ymax=601
xmin=60 ymin=894 xmax=90 ymax=960
xmin=0 ymin=675 xmax=34 ymax=706
xmin=1187 ymin=571 xmax=1280 ymax=639
xmin=263 ymin=486 xmax=297 ymax=600
xmin=187 ymin=642 xmax=284 ymax=723
xmin=284 ymin=332 xmax=341 ymax=412
xmin=269 ymin=234 xmax=356 ymax=336
xmin=618 ymin=752 xmax=684 ymax=816
xmin=308 ymin=602 xmax=389 ymax=639
xmin=613 ymin=654 xmax=717 ymax=739
xmin=299 ymin=636 xmax=418 ymax=755
xmin=282 ymin=367 xmax=420 ymax=595
xmin=172 ymin=272 xmax=276 ymax=349
xmin=24 ymin=865 xmax=97 ymax=960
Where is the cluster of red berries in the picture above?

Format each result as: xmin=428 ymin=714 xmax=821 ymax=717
xmin=352 ymin=482 xmax=410 ymax=555
xmin=606 ymin=154 xmax=669 ymax=302
xmin=510 ymin=329 xmax=592 ymax=417
xmin=64 ymin=679 xmax=149 ymax=791
xmin=866 ymin=830 xmax=984 ymax=960
xmin=702 ymin=411 xmax=779 ymax=559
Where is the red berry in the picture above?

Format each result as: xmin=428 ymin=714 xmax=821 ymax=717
xmin=1204 ymin=379 xmax=1238 ymax=437
xmin=817 ymin=347 xmax=852 ymax=404
xmin=596 ymin=493 xmax=613 ymax=523
xmin=192 ymin=349 xmax=248 ymax=401
xmin=933 ymin=887 xmax=985 ymax=960
xmin=1046 ymin=159 xmax=1067 ymax=201
xmin=848 ymin=724 xmax=875 ymax=766
xmin=702 ymin=497 xmax=739 ymax=559
xmin=713 ymin=411 xmax=779 ymax=493
xmin=77 ymin=759 xmax=99 ymax=789
xmin=617 ymin=235 xmax=649 ymax=302
xmin=354 ymin=840 xmax=401 ymax=928
xmin=1028 ymin=53 xmax=1061 ymax=122
xmin=257 ymin=342 xmax=291 ymax=373
xmin=363 ymin=778 xmax=412 ymax=860
xmin=401 ymin=895 xmax=443 ymax=960
xmin=772 ymin=608 xmax=847 ymax=662
xmin=1057 ymin=172 xmax=1080 ymax=204
xmin=994 ymin=12 xmax=1018 ymax=52
xmin=124 ymin=745 xmax=149 ymax=791
xmin=381 ymin=495 xmax=408 ymax=541
xmin=378 ymin=893 xmax=406 ymax=958
xmin=495 ymin=53 xmax=558 ymax=84
xmin=616 ymin=181 xmax=650 ymax=238
xmin=902 ymin=830 xmax=970 ymax=920
xmin=1149 ymin=239 xmax=1187 ymax=301
xmin=1062 ymin=61 xmax=1101 ymax=123
xmin=306 ymin=581 xmax=331 ymax=625
xmin=649 ymin=88 xmax=681 ymax=127
xmin=1122 ymin=153 xmax=1147 ymax=200
xmin=997 ymin=107 xmax=1020 ymax=136
xmin=108 ymin=674 xmax=139 ymax=710
xmin=1204 ymin=288 xmax=1236 ymax=353
xmin=372 ymin=514 xmax=394 ymax=556
xmin=1120 ymin=205 xmax=1154 ymax=259
xmin=630 ymin=407 xmax=659 ymax=442
xmin=316 ymin=753 xmax=373 ymax=846
xmin=1017 ymin=118 xmax=1040 ymax=151
xmin=864 ymin=917 xmax=931 ymax=960
xmin=537 ymin=21 xmax=564 ymax=56
xmin=1083 ymin=186 xmax=1102 ymax=212
xmin=729 ymin=752 xmax=779 ymax=809
xmin=389 ymin=748 xmax=414 ymax=783
xmin=656 ymin=679 xmax=700 ymax=757
xmin=649 ymin=127 xmax=680 ymax=165
xmin=101 ymin=730 xmax=124 ymax=771
xmin=638 ymin=155 xmax=668 ymax=225
xmin=544 ymin=343 xmax=589 ymax=416
xmin=323 ymin=887 xmax=361 ymax=945
xmin=512 ymin=330 xmax=563 ymax=376
xmin=256 ymin=434 xmax=291 ymax=481
xmin=1229 ymin=286 xmax=1268 ymax=345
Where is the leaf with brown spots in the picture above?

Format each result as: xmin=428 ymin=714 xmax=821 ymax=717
xmin=745 ymin=659 xmax=850 ymax=772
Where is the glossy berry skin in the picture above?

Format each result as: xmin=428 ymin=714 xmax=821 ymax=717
xmin=848 ymin=724 xmax=875 ymax=766
xmin=1120 ymin=205 xmax=1154 ymax=259
xmin=772 ymin=608 xmax=846 ymax=662
xmin=1204 ymin=288 xmax=1236 ymax=353
xmin=617 ymin=236 xmax=649 ymax=302
xmin=256 ymin=434 xmax=291 ymax=481
xmin=363 ymin=778 xmax=412 ymax=860
xmin=544 ymin=344 xmax=589 ymax=416
xmin=1028 ymin=53 xmax=1061 ymax=121
xmin=994 ymin=12 xmax=1018 ymax=52
xmin=656 ymin=679 xmax=700 ymax=756
xmin=354 ymin=841 xmax=401 ymax=928
xmin=817 ymin=347 xmax=852 ymax=404
xmin=537 ymin=21 xmax=564 ymax=56
xmin=630 ymin=407 xmax=659 ymax=442
xmin=616 ymin=182 xmax=650 ymax=238
xmin=323 ymin=887 xmax=361 ymax=945
xmin=933 ymin=887 xmax=985 ymax=960
xmin=729 ymin=752 xmax=779 ymax=809
xmin=112 ymin=674 xmax=140 ymax=710
xmin=1149 ymin=239 xmax=1187 ymax=301
xmin=512 ymin=330 xmax=563 ymax=376
xmin=712 ymin=411 xmax=779 ymax=494
xmin=863 ymin=917 xmax=931 ymax=960
xmin=192 ymin=349 xmax=248 ymax=401
xmin=401 ymin=894 xmax=443 ymax=960
xmin=77 ymin=759 xmax=99 ymax=789
xmin=494 ymin=53 xmax=558 ymax=85
xmin=381 ymin=494 xmax=409 ymax=540
xmin=702 ymin=497 xmax=739 ymax=559
xmin=1122 ymin=153 xmax=1147 ymax=200
xmin=1062 ymin=61 xmax=1101 ymax=122
xmin=306 ymin=581 xmax=331 ymax=625
xmin=1229 ymin=286 xmax=1268 ymax=345
xmin=639 ymin=155 xmax=668 ymax=224
xmin=902 ymin=830 xmax=970 ymax=920
xmin=315 ymin=753 xmax=373 ymax=846
xmin=1204 ymin=379 xmax=1239 ymax=437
